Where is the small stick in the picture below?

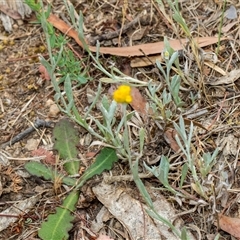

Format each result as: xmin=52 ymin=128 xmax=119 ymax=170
xmin=88 ymin=15 xmax=142 ymax=45
xmin=1 ymin=119 xmax=53 ymax=148
xmin=103 ymin=172 xmax=153 ymax=184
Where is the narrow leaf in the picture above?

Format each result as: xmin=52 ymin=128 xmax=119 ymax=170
xmin=180 ymin=163 xmax=188 ymax=188
xmin=132 ymin=161 xmax=153 ymax=208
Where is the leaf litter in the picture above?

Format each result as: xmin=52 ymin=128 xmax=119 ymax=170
xmin=1 ymin=0 xmax=240 ymax=239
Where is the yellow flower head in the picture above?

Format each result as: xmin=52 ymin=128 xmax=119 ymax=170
xmin=113 ymin=85 xmax=132 ymax=104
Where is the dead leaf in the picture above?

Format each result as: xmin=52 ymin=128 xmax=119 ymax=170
xmin=131 ymin=55 xmax=163 ymax=67
xmin=164 ymin=128 xmax=180 ymax=152
xmin=31 ymin=147 xmax=56 ymax=165
xmin=96 ymin=234 xmax=114 ymax=240
xmin=204 ymin=61 xmax=226 ymax=76
xmin=127 ymin=26 xmax=149 ymax=41
xmin=0 ymin=4 xmax=22 ymax=19
xmin=39 ymin=65 xmax=51 ymax=81
xmin=92 ymin=182 xmax=196 ymax=240
xmin=0 ymin=195 xmax=40 ymax=232
xmin=47 ymin=14 xmax=227 ymax=57
xmin=85 ymin=151 xmax=98 ymax=158
xmin=130 ymin=87 xmax=147 ymax=116
xmin=218 ymin=214 xmax=240 ymax=239
xmin=222 ymin=21 xmax=238 ymax=33
xmin=208 ymin=69 xmax=240 ymax=85
xmin=92 ymin=182 xmax=164 ymax=240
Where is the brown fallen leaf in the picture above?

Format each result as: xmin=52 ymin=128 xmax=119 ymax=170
xmin=47 ymin=14 xmax=227 ymax=57
xmin=130 ymin=87 xmax=147 ymax=116
xmin=39 ymin=65 xmax=51 ymax=81
xmin=131 ymin=55 xmax=163 ymax=67
xmin=85 ymin=151 xmax=98 ymax=159
xmin=164 ymin=128 xmax=180 ymax=152
xmin=222 ymin=21 xmax=238 ymax=33
xmin=218 ymin=214 xmax=240 ymax=239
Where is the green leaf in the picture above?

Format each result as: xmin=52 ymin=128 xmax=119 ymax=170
xmin=38 ymin=190 xmax=79 ymax=240
xmin=64 ymin=74 xmax=74 ymax=108
xmin=76 ymin=147 xmax=118 ymax=189
xmin=24 ymin=161 xmax=52 ymax=180
xmin=24 ymin=161 xmax=76 ymax=186
xmin=180 ymin=163 xmax=188 ymax=188
xmin=139 ymin=127 xmax=145 ymax=155
xmin=25 ymin=0 xmax=41 ymax=12
xmin=144 ymin=156 xmax=177 ymax=194
xmin=53 ymin=119 xmax=80 ymax=175
xmin=181 ymin=227 xmax=190 ymax=240
xmin=132 ymin=160 xmax=153 ymax=208
xmin=76 ymin=75 xmax=88 ymax=84
xmin=200 ymin=149 xmax=219 ymax=177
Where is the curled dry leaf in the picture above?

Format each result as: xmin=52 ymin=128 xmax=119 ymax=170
xmin=222 ymin=21 xmax=238 ymax=33
xmin=39 ymin=65 xmax=51 ymax=81
xmin=164 ymin=128 xmax=180 ymax=152
xmin=208 ymin=69 xmax=240 ymax=86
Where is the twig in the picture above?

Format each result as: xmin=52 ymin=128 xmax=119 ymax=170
xmin=7 ymin=53 xmax=49 ymax=62
xmin=103 ymin=172 xmax=153 ymax=184
xmin=88 ymin=15 xmax=142 ymax=45
xmin=1 ymin=119 xmax=53 ymax=148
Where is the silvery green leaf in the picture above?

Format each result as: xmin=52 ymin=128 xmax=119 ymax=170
xmin=108 ymin=101 xmax=117 ymax=125
xmin=139 ymin=127 xmax=145 ymax=154
xmin=101 ymin=95 xmax=110 ymax=111
xmin=162 ymin=88 xmax=172 ymax=105
xmin=156 ymin=60 xmax=166 ymax=78
xmin=180 ymin=163 xmax=188 ymax=187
